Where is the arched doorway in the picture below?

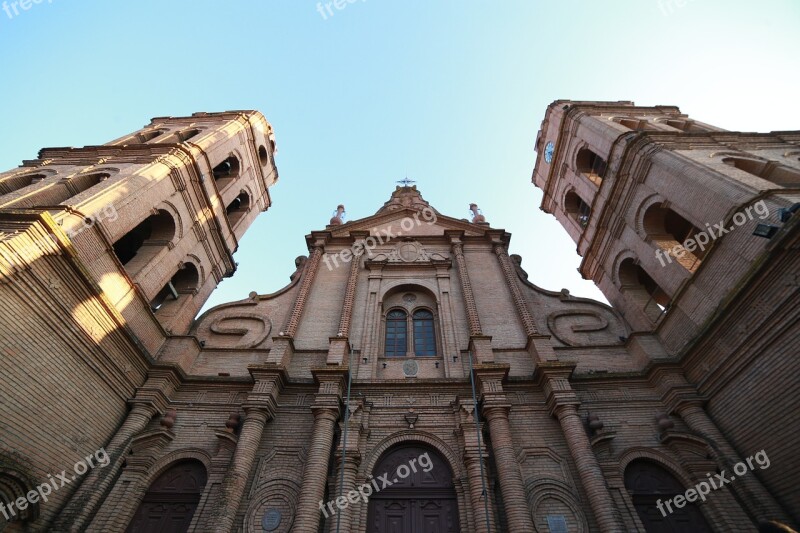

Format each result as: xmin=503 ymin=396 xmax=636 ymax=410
xmin=625 ymin=460 xmax=713 ymax=532
xmin=366 ymin=445 xmax=459 ymax=532
xmin=126 ymin=460 xmax=207 ymax=533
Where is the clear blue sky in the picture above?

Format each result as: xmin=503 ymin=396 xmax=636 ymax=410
xmin=1 ymin=0 xmax=798 ymax=314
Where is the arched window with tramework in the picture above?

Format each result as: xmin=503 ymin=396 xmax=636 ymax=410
xmin=643 ymin=203 xmax=706 ymax=272
xmin=576 ymin=147 xmax=607 ymax=186
xmin=151 ymin=263 xmax=200 ymax=314
xmin=385 ymin=309 xmax=408 ymax=357
xmin=381 ymin=287 xmax=441 ymax=358
xmin=113 ymin=210 xmax=176 ymax=276
xmin=413 ymin=309 xmax=436 ymax=356
xmin=619 ymin=258 xmax=671 ymax=323
xmin=212 ymin=155 xmax=240 ymax=185
xmin=1 ymin=172 xmax=109 ymax=208
xmin=564 ymin=190 xmax=591 ymax=228
xmin=0 ymin=172 xmax=48 ymax=196
xmin=614 ymin=118 xmax=659 ymax=131
xmin=225 ymin=191 xmax=251 ymax=228
xmin=0 ymin=470 xmax=38 ymax=525
xmin=722 ymin=157 xmax=800 ymax=188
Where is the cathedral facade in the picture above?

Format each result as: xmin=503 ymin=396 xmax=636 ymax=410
xmin=0 ymin=102 xmax=797 ymax=532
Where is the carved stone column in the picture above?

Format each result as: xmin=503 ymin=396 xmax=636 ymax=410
xmin=285 ymin=244 xmax=324 ymax=338
xmin=213 ymin=364 xmax=285 ymax=533
xmin=554 ymin=404 xmax=623 ymax=531
xmin=56 ymin=366 xmax=179 ymax=532
xmin=189 ymin=423 xmax=240 ymax=532
xmin=54 ymin=402 xmax=157 ymax=532
xmin=293 ymin=368 xmax=346 ymax=532
xmin=88 ymin=416 xmax=177 ymax=532
xmin=463 ymin=455 xmax=494 ymax=533
xmin=456 ymin=398 xmax=495 ymax=533
xmin=653 ymin=366 xmax=790 ymax=524
xmin=213 ymin=406 xmax=271 ymax=532
xmin=476 ymin=367 xmax=535 ymax=533
xmin=337 ymin=238 xmax=362 ymax=338
xmin=327 ymin=452 xmax=362 ymax=532
xmin=676 ymin=401 xmax=790 ymax=523
xmin=538 ymin=363 xmax=624 ymax=532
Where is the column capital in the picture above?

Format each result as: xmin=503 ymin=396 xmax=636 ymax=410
xmin=244 ymin=364 xmax=286 ymax=416
xmin=482 ymin=403 xmax=512 ymax=421
xmin=248 ymin=362 xmax=289 ymax=382
xmin=533 ymin=361 xmax=577 ymax=382
xmin=129 ymin=364 xmax=184 ymax=414
xmin=311 ymin=404 xmax=341 ymax=422
xmin=311 ymin=366 xmax=348 ymax=394
xmin=326 ymin=336 xmax=352 ymax=366
xmin=125 ymin=400 xmax=160 ymax=419
xmin=534 ymin=363 xmax=580 ymax=415
xmin=240 ymin=403 xmax=274 ymax=423
xmin=305 ymin=232 xmax=332 ymax=250
xmin=445 ymin=230 xmax=466 ymax=246
xmin=334 ymin=450 xmax=362 ymax=469
xmin=473 ymin=363 xmax=509 ymax=400
xmin=552 ymin=402 xmax=581 ymax=421
xmin=492 ymin=242 xmax=508 ymax=256
xmin=463 ymin=448 xmax=491 ymax=463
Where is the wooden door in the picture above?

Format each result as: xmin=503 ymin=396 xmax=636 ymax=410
xmin=127 ymin=460 xmax=207 ymax=533
xmin=625 ymin=460 xmax=713 ymax=533
xmin=366 ymin=446 xmax=460 ymax=533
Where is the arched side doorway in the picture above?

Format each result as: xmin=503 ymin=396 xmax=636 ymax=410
xmin=126 ymin=460 xmax=207 ymax=533
xmin=625 ymin=459 xmax=713 ymax=532
xmin=366 ymin=445 xmax=459 ymax=532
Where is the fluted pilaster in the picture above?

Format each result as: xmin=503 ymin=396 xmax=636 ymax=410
xmin=493 ymin=242 xmax=537 ymax=336
xmin=451 ymin=238 xmax=482 ymax=336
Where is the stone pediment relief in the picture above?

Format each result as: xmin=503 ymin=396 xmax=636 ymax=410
xmin=191 ymin=255 xmax=307 ymax=349
xmin=368 ymin=240 xmax=449 ymax=264
xmin=547 ymin=310 xmax=625 ymax=347
xmin=510 ymin=253 xmax=628 ymax=346
xmin=196 ymin=309 xmax=272 ymax=348
xmin=196 ymin=312 xmax=272 ymax=349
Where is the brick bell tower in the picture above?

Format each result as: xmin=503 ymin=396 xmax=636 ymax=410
xmin=0 ymin=111 xmax=278 ymax=527
xmin=532 ymin=100 xmax=800 ymax=333
xmin=0 ymin=110 xmax=278 ymax=334
xmin=532 ymin=101 xmax=800 ymax=526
